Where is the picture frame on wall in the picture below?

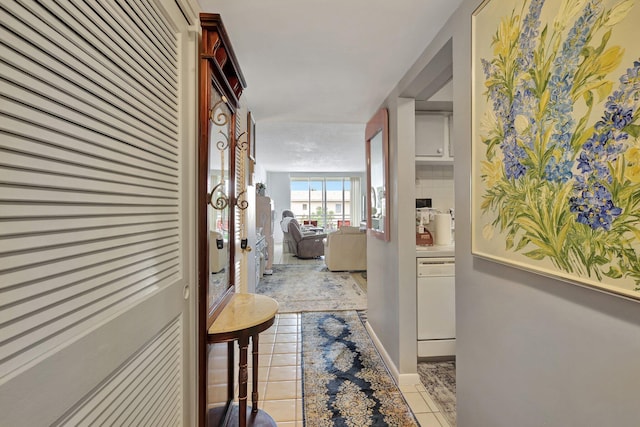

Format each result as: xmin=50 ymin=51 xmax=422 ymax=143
xmin=471 ymin=0 xmax=640 ymax=301
xmin=247 ymin=111 xmax=256 ymax=164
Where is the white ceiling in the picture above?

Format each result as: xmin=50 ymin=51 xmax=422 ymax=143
xmin=198 ymin=0 xmax=461 ymax=172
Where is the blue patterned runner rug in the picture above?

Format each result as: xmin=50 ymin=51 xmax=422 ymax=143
xmin=301 ymin=311 xmax=418 ymax=426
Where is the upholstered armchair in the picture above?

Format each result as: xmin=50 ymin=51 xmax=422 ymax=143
xmin=286 ymin=218 xmax=326 ymax=258
xmin=210 ymin=231 xmax=227 ymax=273
xmin=324 ymin=226 xmax=366 ymax=271
xmin=281 ymin=210 xmax=295 ymax=253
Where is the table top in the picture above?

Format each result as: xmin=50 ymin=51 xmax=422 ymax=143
xmin=208 ymin=293 xmax=278 ymax=336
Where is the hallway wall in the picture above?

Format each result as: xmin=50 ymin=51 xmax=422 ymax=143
xmin=370 ymin=0 xmax=640 ymax=425
xmin=451 ymin=2 xmax=640 ymax=425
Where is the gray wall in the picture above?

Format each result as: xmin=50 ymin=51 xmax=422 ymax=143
xmin=452 ymin=2 xmax=640 ymax=425
xmin=369 ymin=0 xmax=640 ymax=425
xmin=266 ymin=172 xmax=292 ymax=243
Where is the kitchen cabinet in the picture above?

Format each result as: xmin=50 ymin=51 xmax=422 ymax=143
xmin=415 ymin=112 xmax=453 ymax=164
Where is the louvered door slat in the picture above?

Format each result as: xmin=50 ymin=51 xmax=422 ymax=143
xmin=2 ymin=261 xmax=180 ymax=346
xmin=1 ymin=3 xmax=178 ymax=133
xmin=1 ymin=236 xmax=179 ymax=288
xmin=0 ymin=97 xmax=179 ymax=170
xmin=107 ymin=0 xmax=177 ymax=76
xmin=101 ymin=338 xmax=178 ymax=425
xmin=0 ymin=251 xmax=179 ymax=324
xmin=144 ymin=375 xmax=181 ymax=425
xmin=1 ymin=247 xmax=179 ymax=318
xmin=0 ymin=186 xmax=177 ymax=206
xmin=0 ymin=150 xmax=178 ymax=193
xmin=1 ymin=269 xmax=181 ymax=379
xmin=53 ymin=318 xmax=182 ymax=427
xmin=1 ymin=81 xmax=178 ymax=163
xmin=0 ymin=214 xmax=178 ymax=237
xmin=1 ymin=221 xmax=178 ymax=253
xmin=1 ymin=42 xmax=178 ymax=147
xmin=1 ymin=122 xmax=178 ymax=180
xmin=5 ymin=1 xmax=179 ymax=132
xmin=117 ymin=347 xmax=180 ymax=425
xmin=0 ymin=203 xmax=177 ymax=219
xmin=55 ymin=0 xmax=177 ymax=108
xmin=1 ymin=227 xmax=178 ymax=271
xmin=126 ymin=0 xmax=177 ymax=57
xmin=0 ymin=0 xmax=190 ymax=424
xmin=0 ymin=166 xmax=177 ymax=200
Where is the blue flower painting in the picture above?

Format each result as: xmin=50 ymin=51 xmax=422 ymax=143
xmin=472 ymin=0 xmax=640 ymax=299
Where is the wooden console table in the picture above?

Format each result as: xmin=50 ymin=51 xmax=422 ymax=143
xmin=208 ymin=293 xmax=278 ymax=426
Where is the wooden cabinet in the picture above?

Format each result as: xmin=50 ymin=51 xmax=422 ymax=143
xmin=415 ymin=112 xmax=453 ymax=163
xmin=199 ymin=13 xmax=247 ymax=427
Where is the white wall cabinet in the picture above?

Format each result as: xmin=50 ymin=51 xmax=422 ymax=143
xmin=415 ymin=112 xmax=453 ymax=163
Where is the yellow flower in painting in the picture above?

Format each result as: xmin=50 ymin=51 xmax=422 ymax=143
xmin=482 ymin=223 xmax=495 ymax=240
xmin=481 ymin=158 xmax=503 ymax=188
xmin=480 ymin=108 xmax=498 ymax=136
xmin=605 ymin=0 xmax=634 ymax=26
xmin=555 ymin=0 xmax=588 ymax=30
xmin=624 ymin=146 xmax=640 ymax=183
xmin=514 ymin=115 xmax=529 ymax=134
xmin=492 ymin=14 xmax=520 ymax=58
xmin=598 ymin=46 xmax=625 ymax=74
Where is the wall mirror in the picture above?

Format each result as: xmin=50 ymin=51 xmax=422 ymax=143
xmin=199 ymin=13 xmax=247 ymax=426
xmin=366 ymin=108 xmax=390 ymax=241
xmin=206 ymin=92 xmax=232 ymax=315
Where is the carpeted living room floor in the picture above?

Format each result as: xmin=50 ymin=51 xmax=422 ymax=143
xmin=244 ymin=252 xmax=457 ymax=426
xmin=256 ymin=263 xmax=367 ymax=312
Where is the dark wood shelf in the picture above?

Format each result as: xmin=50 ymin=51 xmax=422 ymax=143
xmin=200 ymin=13 xmax=247 ymax=108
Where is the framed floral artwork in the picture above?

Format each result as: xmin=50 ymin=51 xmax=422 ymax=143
xmin=472 ymin=0 xmax=640 ymax=300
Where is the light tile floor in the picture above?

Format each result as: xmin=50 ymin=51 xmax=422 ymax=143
xmin=230 ymin=312 xmax=452 ymax=426
xmin=225 ymin=240 xmax=454 ymax=426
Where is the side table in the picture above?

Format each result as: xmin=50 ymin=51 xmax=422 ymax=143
xmin=208 ymin=293 xmax=279 ymax=427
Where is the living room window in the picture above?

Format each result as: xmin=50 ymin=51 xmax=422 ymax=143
xmin=290 ymin=176 xmax=359 ymax=230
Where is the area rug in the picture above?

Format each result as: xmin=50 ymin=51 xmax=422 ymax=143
xmin=417 ymin=360 xmax=456 ymax=426
xmin=350 ymin=271 xmax=367 ymax=292
xmin=302 ymin=311 xmax=418 ymax=426
xmin=256 ymin=264 xmax=367 ymax=313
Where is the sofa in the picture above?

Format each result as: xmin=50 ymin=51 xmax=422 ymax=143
xmin=324 ymin=226 xmax=366 ymax=271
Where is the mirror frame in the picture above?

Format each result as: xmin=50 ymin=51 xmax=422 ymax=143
xmin=365 ymin=108 xmax=390 ymax=241
xmin=198 ymin=13 xmax=247 ymax=427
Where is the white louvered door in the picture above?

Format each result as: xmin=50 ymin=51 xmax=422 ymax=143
xmin=0 ymin=1 xmax=197 ymax=425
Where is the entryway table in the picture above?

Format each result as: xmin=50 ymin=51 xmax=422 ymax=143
xmin=208 ymin=293 xmax=278 ymax=427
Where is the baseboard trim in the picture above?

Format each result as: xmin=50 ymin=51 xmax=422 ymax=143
xmin=364 ymin=322 xmax=421 ymax=386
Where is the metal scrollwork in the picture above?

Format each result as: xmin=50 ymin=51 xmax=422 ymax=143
xmin=215 ymin=130 xmax=230 ymax=151
xmin=209 ymin=100 xmax=229 ymax=126
xmin=235 ymin=189 xmax=249 ymax=210
xmin=236 ymin=131 xmax=249 ymax=151
xmin=208 ymin=182 xmax=229 ymax=211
